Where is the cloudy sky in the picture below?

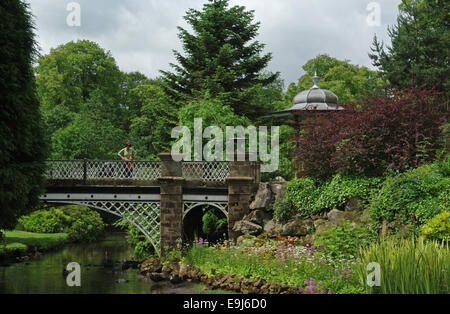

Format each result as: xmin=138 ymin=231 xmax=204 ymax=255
xmin=26 ymin=0 xmax=402 ymax=86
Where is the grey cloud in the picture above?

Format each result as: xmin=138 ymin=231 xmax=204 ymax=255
xmin=27 ymin=0 xmax=402 ymax=86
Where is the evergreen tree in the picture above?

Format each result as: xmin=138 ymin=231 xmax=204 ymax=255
xmin=0 ymin=0 xmax=47 ymax=229
xmin=369 ymin=0 xmax=450 ymax=103
xmin=160 ymin=0 xmax=278 ymax=120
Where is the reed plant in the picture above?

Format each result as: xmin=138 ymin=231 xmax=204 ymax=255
xmin=355 ymin=237 xmax=449 ymax=294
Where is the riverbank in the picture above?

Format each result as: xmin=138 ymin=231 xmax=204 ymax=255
xmin=139 ymin=256 xmax=300 ymax=294
xmin=0 ymin=230 xmax=68 ymax=262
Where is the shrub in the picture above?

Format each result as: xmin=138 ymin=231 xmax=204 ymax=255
xmin=19 ymin=208 xmax=69 ymax=233
xmin=62 ymin=205 xmax=105 ymax=242
xmin=273 ymin=196 xmax=295 ymax=223
xmin=421 ymin=211 xmax=450 ymax=242
xmin=314 ymin=220 xmax=375 ymax=258
xmin=297 ymin=87 xmax=445 ymax=178
xmin=316 ymin=174 xmax=384 ymax=210
xmin=370 ymin=160 xmax=449 ymax=228
xmin=355 ymin=237 xmax=449 ymax=294
xmin=274 ymin=177 xmax=323 ymax=221
xmin=275 ymin=175 xmax=383 ymax=221
xmin=19 ymin=206 xmax=105 ymax=242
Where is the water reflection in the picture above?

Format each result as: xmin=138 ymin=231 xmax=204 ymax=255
xmin=0 ymin=233 xmax=206 ymax=294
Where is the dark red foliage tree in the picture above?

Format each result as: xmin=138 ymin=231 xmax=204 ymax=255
xmin=296 ymin=87 xmax=446 ymax=178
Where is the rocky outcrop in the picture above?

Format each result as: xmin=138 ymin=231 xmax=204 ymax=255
xmin=327 ymin=208 xmax=359 ymax=226
xmin=263 ymin=218 xmax=283 ymax=237
xmin=281 ymin=218 xmax=313 ymax=237
xmin=250 ymin=183 xmax=272 ymax=210
xmin=232 ymin=220 xmax=263 ymax=236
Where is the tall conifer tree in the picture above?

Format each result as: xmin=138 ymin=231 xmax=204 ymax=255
xmin=0 ymin=0 xmax=47 ymax=229
xmin=369 ymin=0 xmax=449 ymax=103
xmin=161 ymin=0 xmax=277 ymax=119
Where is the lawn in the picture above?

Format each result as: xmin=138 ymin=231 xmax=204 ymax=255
xmin=0 ymin=230 xmax=68 ymax=257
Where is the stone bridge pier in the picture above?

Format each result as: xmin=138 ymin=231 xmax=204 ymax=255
xmin=158 ymin=152 xmax=260 ymax=253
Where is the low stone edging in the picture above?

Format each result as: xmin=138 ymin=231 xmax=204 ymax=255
xmin=139 ymin=257 xmax=301 ymax=294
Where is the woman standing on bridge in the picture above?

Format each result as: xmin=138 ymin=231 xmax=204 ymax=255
xmin=118 ymin=141 xmax=136 ymax=178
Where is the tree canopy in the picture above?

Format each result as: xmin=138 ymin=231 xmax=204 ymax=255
xmin=160 ymin=0 xmax=278 ymax=120
xmin=369 ymin=0 xmax=450 ymax=103
xmin=0 ymin=0 xmax=47 ymax=230
xmin=283 ymin=54 xmax=383 ymax=107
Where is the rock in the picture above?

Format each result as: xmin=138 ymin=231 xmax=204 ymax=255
xmin=250 ymin=183 xmax=272 ymax=210
xmin=161 ymin=260 xmax=180 ymax=275
xmin=149 ymin=272 xmax=167 ymax=282
xmin=327 ymin=208 xmax=358 ymax=226
xmin=139 ymin=256 xmax=162 ymax=274
xmin=269 ymin=182 xmax=287 ymax=200
xmin=281 ymin=218 xmax=313 ymax=237
xmin=232 ymin=220 xmax=262 ymax=236
xmin=116 ymin=278 xmax=128 ymax=284
xmin=273 ymin=176 xmax=286 ymax=182
xmin=179 ymin=263 xmax=189 ymax=280
xmin=122 ymin=260 xmax=139 ymax=270
xmin=313 ymin=218 xmax=327 ymax=228
xmin=169 ymin=274 xmax=183 ymax=285
xmin=345 ymin=198 xmax=365 ymax=212
xmin=263 ymin=219 xmax=283 ymax=237
xmin=243 ymin=210 xmax=266 ymax=226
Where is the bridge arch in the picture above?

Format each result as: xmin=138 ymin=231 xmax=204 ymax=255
xmin=183 ymin=201 xmax=228 ymax=220
xmin=44 ymin=200 xmax=161 ymax=256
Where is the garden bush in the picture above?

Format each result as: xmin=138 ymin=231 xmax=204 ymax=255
xmin=314 ymin=220 xmax=376 ymax=258
xmin=421 ymin=211 xmax=450 ymax=242
xmin=19 ymin=208 xmax=69 ymax=233
xmin=274 ymin=177 xmax=323 ymax=221
xmin=369 ymin=160 xmax=449 ymax=228
xmin=274 ymin=174 xmax=384 ymax=221
xmin=316 ymin=174 xmax=384 ymax=211
xmin=62 ymin=205 xmax=105 ymax=242
xmin=113 ymin=217 xmax=157 ymax=258
xmin=19 ymin=205 xmax=105 ymax=242
xmin=297 ymin=87 xmax=445 ymax=178
xmin=202 ymin=208 xmax=227 ymax=240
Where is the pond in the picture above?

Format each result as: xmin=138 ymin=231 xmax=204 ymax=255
xmin=0 ymin=233 xmax=217 ymax=294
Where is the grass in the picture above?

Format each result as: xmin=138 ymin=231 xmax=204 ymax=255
xmin=0 ymin=230 xmax=68 ymax=258
xmin=355 ymin=237 xmax=449 ymax=294
xmin=183 ymin=239 xmax=364 ymax=294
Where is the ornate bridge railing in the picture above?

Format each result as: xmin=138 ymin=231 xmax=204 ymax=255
xmin=45 ymin=160 xmax=230 ymax=185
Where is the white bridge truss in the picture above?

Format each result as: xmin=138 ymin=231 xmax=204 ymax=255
xmin=41 ymin=192 xmax=228 ymax=256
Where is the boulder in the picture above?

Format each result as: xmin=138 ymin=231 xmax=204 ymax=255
xmin=327 ymin=208 xmax=358 ymax=226
xmin=263 ymin=218 xmax=283 ymax=237
xmin=281 ymin=218 xmax=313 ymax=237
xmin=169 ymin=274 xmax=183 ymax=285
xmin=345 ymin=198 xmax=365 ymax=212
xmin=250 ymin=183 xmax=272 ymax=210
xmin=269 ymin=182 xmax=287 ymax=200
xmin=232 ymin=220 xmax=263 ymax=236
xmin=139 ymin=256 xmax=162 ymax=274
xmin=272 ymin=176 xmax=286 ymax=182
xmin=149 ymin=272 xmax=167 ymax=282
xmin=243 ymin=210 xmax=267 ymax=226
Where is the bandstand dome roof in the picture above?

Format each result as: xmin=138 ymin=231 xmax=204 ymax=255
xmin=264 ymin=73 xmax=344 ymax=118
